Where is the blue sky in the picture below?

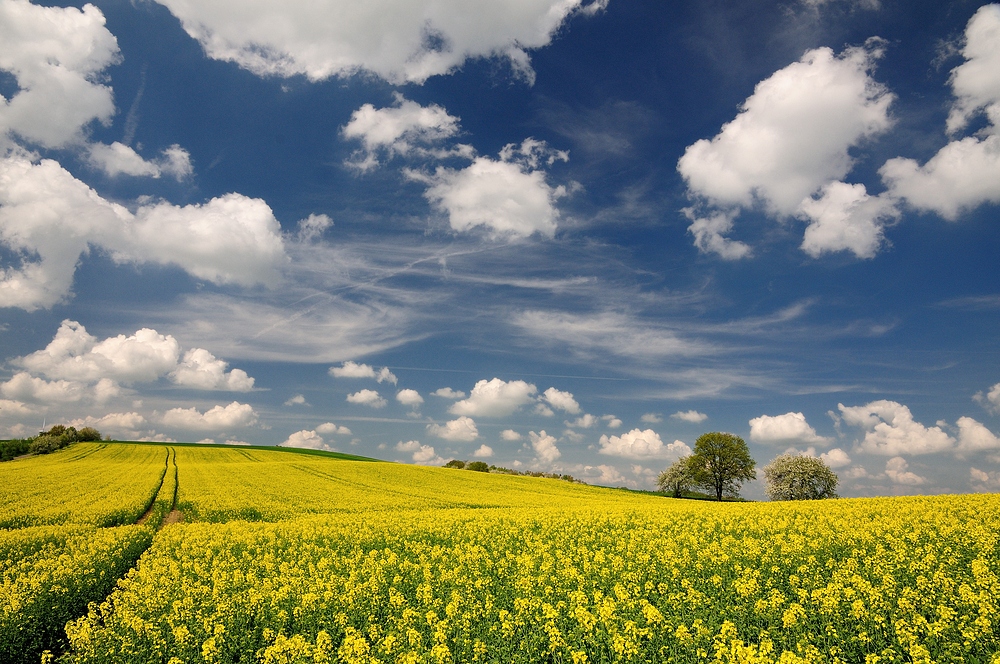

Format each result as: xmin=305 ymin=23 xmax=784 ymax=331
xmin=2 ymin=0 xmax=999 ymax=497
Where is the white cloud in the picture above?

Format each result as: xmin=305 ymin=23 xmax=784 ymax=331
xmin=683 ymin=209 xmax=752 ymax=260
xmin=395 ymin=440 xmax=443 ymax=465
xmin=529 ymin=429 xmax=561 ymax=465
xmin=500 ymin=429 xmax=522 ymax=441
xmin=427 ymin=415 xmax=479 ymax=442
xmin=0 ymin=156 xmax=287 ymax=310
xmin=0 ymin=399 xmax=32 ymax=417
xmin=86 ymin=143 xmax=193 ymax=181
xmin=975 ymin=382 xmax=1000 ymax=412
xmin=679 ymin=42 xmax=893 ymax=216
xmin=472 ymin=444 xmax=494 ymax=458
xmin=598 ymin=428 xmax=691 ymax=460
xmin=407 ymin=140 xmax=567 ymax=238
xmin=566 ymin=413 xmax=598 ymax=429
xmin=820 ymin=447 xmax=852 ymax=468
xmin=678 ymin=41 xmax=893 ymax=257
xmin=945 ymin=5 xmax=1000 ymax=134
xmin=602 ymin=415 xmax=622 ymax=429
xmin=161 ymin=401 xmax=259 ymax=430
xmin=798 ymin=181 xmax=899 ymax=259
xmin=582 ymin=463 xmax=627 ymax=486
xmin=280 ymin=429 xmax=328 ymax=450
xmin=0 ymin=0 xmax=118 ymax=149
xmin=880 ymin=6 xmax=1000 ymax=221
xmin=343 ymin=94 xmax=465 ymax=171
xmin=346 ymin=389 xmax=387 ymax=408
xmin=16 ymin=320 xmax=254 ymax=392
xmin=125 ymin=193 xmax=287 ymax=287
xmin=749 ymin=412 xmax=832 ymax=446
xmin=881 ymin=135 xmax=1000 ymax=221
xmin=296 ymin=213 xmax=333 ymax=241
xmin=534 ymin=403 xmax=555 ymax=417
xmin=0 ymin=372 xmax=84 ymax=403
xmin=884 ymin=456 xmax=925 ymax=485
xmin=329 ymin=361 xmax=397 ymax=384
xmin=432 ymin=387 xmax=466 ymax=399
xmin=150 ymin=0 xmax=606 ymax=84
xmin=970 ymin=467 xmax=1000 ymax=489
xmin=956 ymin=416 xmax=1000 ymax=453
xmin=284 ymin=394 xmax=308 ymax=406
xmin=541 ymin=387 xmax=580 ymax=414
xmin=170 ymin=348 xmax=255 ymax=391
xmin=641 ymin=413 xmax=663 ymax=423
xmin=449 ymin=378 xmax=537 ymax=417
xmin=670 ymin=410 xmax=707 ymax=423
xmin=839 ymin=400 xmax=954 ymax=455
xmin=396 ymin=389 xmax=424 ymax=408
xmin=316 ymin=421 xmax=352 ymax=436
xmin=69 ymin=412 xmax=146 ymax=433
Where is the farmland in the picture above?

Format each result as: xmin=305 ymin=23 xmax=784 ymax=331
xmin=1 ymin=443 xmax=998 ymax=663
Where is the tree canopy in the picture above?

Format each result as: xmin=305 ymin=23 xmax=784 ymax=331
xmin=763 ymin=454 xmax=839 ymax=501
xmin=688 ymin=432 xmax=756 ymax=501
xmin=656 ymin=456 xmax=694 ymax=498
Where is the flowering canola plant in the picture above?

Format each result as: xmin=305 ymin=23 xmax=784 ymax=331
xmin=3 ymin=444 xmax=999 ymax=663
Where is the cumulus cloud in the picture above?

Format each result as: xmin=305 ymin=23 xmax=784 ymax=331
xmin=529 ymin=430 xmax=561 ymax=465
xmin=329 ymin=361 xmax=397 ymax=384
xmin=346 ymin=389 xmax=387 ymax=408
xmin=395 ymin=440 xmax=443 ymax=465
xmin=0 ymin=399 xmax=32 ymax=417
xmin=0 ymin=0 xmax=118 ymax=149
xmin=956 ymin=416 xmax=1000 ymax=453
xmin=820 ymin=447 xmax=852 ymax=468
xmin=678 ymin=41 xmax=894 ymax=257
xmin=641 ymin=413 xmax=663 ymax=423
xmin=749 ymin=412 xmax=832 ymax=446
xmin=161 ymin=401 xmax=258 ymax=430
xmin=472 ymin=444 xmax=494 ymax=458
xmin=69 ymin=412 xmax=146 ymax=435
xmin=16 ymin=320 xmax=254 ymax=393
xmin=170 ymin=348 xmax=255 ymax=391
xmin=566 ymin=413 xmax=598 ymax=429
xmin=884 ymin=456 xmax=925 ymax=485
xmin=407 ymin=143 xmax=567 ymax=239
xmin=150 ymin=0 xmax=607 ymax=84
xmin=427 ymin=415 xmax=479 ymax=442
xmin=602 ymin=415 xmax=622 ymax=429
xmin=396 ymin=389 xmax=424 ymax=408
xmin=500 ymin=429 xmax=522 ymax=441
xmin=880 ymin=6 xmax=1000 ymax=221
xmin=798 ymin=181 xmax=899 ymax=259
xmin=432 ymin=387 xmax=466 ymax=399
xmin=316 ymin=422 xmax=352 ymax=436
xmin=541 ymin=387 xmax=581 ymax=414
xmin=838 ymin=400 xmax=954 ymax=455
xmin=284 ymin=394 xmax=308 ymax=406
xmin=280 ymin=429 xmax=328 ymax=450
xmin=970 ymin=467 xmax=1000 ymax=489
xmin=974 ymin=382 xmax=1000 ymax=412
xmin=0 ymin=372 xmax=85 ymax=403
xmin=598 ymin=428 xmax=692 ymax=460
xmin=582 ymin=463 xmax=627 ymax=486
xmin=343 ymin=94 xmax=467 ymax=171
xmin=449 ymin=378 xmax=537 ymax=417
xmin=0 ymin=156 xmax=287 ymax=310
xmin=683 ymin=209 xmax=752 ymax=260
xmin=670 ymin=410 xmax=707 ymax=423
xmin=87 ymin=142 xmax=193 ymax=180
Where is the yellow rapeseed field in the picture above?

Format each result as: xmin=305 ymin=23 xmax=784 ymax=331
xmin=2 ymin=443 xmax=999 ymax=663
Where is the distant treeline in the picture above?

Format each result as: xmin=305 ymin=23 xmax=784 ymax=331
xmin=443 ymin=459 xmax=580 ymax=483
xmin=0 ymin=425 xmax=103 ymax=461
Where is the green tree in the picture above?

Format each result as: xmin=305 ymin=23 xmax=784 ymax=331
xmin=763 ymin=454 xmax=839 ymax=501
xmin=656 ymin=456 xmax=694 ymax=498
xmin=466 ymin=461 xmax=490 ymax=472
xmin=444 ymin=459 xmax=466 ymax=469
xmin=688 ymin=432 xmax=756 ymax=501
